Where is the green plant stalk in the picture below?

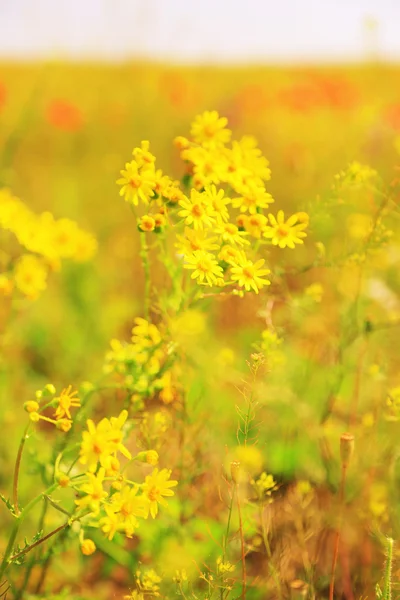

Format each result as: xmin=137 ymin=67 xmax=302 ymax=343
xmin=139 ymin=232 xmax=151 ymax=319
xmin=14 ymin=496 xmax=48 ymax=600
xmin=0 ymin=482 xmax=59 ymax=582
xmin=12 ymin=423 xmax=31 ymax=515
xmin=221 ymin=489 xmax=235 ymax=600
xmin=235 ymin=483 xmax=246 ymax=600
xmin=383 ymin=538 xmax=394 ymax=600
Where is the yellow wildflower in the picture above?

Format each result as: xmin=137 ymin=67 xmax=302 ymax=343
xmin=142 ymin=468 xmax=178 ymax=519
xmin=242 ymin=213 xmax=268 ymax=238
xmin=75 ymin=468 xmax=108 ymax=514
xmin=215 ymin=222 xmax=250 ymax=246
xmin=132 ymin=317 xmax=161 ymax=347
xmin=230 ymin=254 xmax=271 ymax=294
xmin=14 ymin=254 xmax=48 ymax=299
xmin=190 ymin=110 xmax=231 ymax=148
xmin=178 ymin=189 xmax=216 ymax=230
xmin=175 ymin=227 xmax=219 ymax=255
xmin=232 ymin=184 xmax=274 ymax=214
xmin=117 ymin=160 xmax=155 ymax=206
xmin=138 ymin=215 xmax=156 ymax=232
xmin=54 ymin=385 xmax=80 ymax=420
xmin=264 ymin=210 xmax=308 ymax=249
xmin=132 ymin=140 xmax=156 ymax=169
xmin=184 ymin=250 xmax=224 ymax=286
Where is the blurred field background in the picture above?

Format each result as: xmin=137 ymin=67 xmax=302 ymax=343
xmin=2 ymin=2 xmax=400 ymax=599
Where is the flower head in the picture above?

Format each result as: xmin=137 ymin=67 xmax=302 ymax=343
xmin=230 ymin=254 xmax=271 ymax=294
xmin=142 ymin=468 xmax=178 ymax=518
xmin=184 ymin=250 xmax=223 ymax=287
xmin=264 ymin=210 xmax=308 ymax=249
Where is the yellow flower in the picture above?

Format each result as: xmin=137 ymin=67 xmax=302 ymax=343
xmin=132 ymin=140 xmax=156 ymax=169
xmin=79 ymin=410 xmax=131 ymax=472
xmin=138 ymin=215 xmax=156 ymax=232
xmin=117 ymin=160 xmax=155 ymax=206
xmin=178 ymin=190 xmax=216 ymax=230
xmin=75 ymin=468 xmax=108 ymax=514
xmin=108 ymin=484 xmax=148 ymax=533
xmin=230 ymin=254 xmax=271 ymax=294
xmin=184 ymin=250 xmax=223 ymax=286
xmin=232 ymin=184 xmax=274 ymax=214
xmin=218 ymin=245 xmax=241 ymax=265
xmin=215 ymin=223 xmax=250 ymax=246
xmin=14 ymin=254 xmax=48 ymax=299
xmin=190 ymin=110 xmax=231 ymax=148
xmin=204 ymin=184 xmax=231 ymax=223
xmin=54 ymin=385 xmax=80 ymax=420
xmin=142 ymin=468 xmax=178 ymax=518
xmin=132 ymin=317 xmax=161 ymax=347
xmin=264 ymin=210 xmax=308 ymax=249
xmin=175 ymin=227 xmax=219 ymax=255
xmin=242 ymin=213 xmax=268 ymax=239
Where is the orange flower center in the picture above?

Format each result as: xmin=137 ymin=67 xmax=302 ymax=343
xmin=148 ymin=486 xmax=160 ymax=502
xmin=191 ymin=204 xmax=204 ymax=218
xmin=129 ymin=176 xmax=141 ymax=188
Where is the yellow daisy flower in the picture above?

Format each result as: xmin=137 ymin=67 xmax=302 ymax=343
xmin=264 ymin=210 xmax=308 ymax=249
xmin=230 ymin=254 xmax=271 ymax=294
xmin=190 ymin=110 xmax=231 ymax=148
xmin=142 ymin=468 xmax=178 ymax=519
xmin=184 ymin=250 xmax=223 ymax=286
xmin=178 ymin=190 xmax=216 ymax=230
xmin=117 ymin=160 xmax=155 ymax=206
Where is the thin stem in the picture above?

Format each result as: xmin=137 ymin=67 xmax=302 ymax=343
xmin=221 ymin=489 xmax=234 ymax=600
xmin=14 ymin=496 xmax=48 ymax=600
xmin=12 ymin=424 xmax=30 ymax=515
xmin=329 ymin=465 xmax=347 ymax=600
xmin=139 ymin=232 xmax=151 ymax=319
xmin=383 ymin=538 xmax=394 ymax=600
xmin=0 ymin=481 xmax=59 ymax=581
xmin=235 ymin=483 xmax=246 ymax=600
xmin=8 ymin=523 xmax=68 ymax=564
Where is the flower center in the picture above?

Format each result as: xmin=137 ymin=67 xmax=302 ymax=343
xmin=191 ymin=204 xmax=204 ymax=218
xmin=148 ymin=486 xmax=160 ymax=502
xmin=129 ymin=177 xmax=141 ymax=188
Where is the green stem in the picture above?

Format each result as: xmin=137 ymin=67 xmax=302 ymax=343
xmin=13 ymin=423 xmax=31 ymax=515
xmin=383 ymin=538 xmax=394 ymax=600
xmin=139 ymin=232 xmax=151 ymax=319
xmin=220 ymin=489 xmax=234 ymax=600
xmin=0 ymin=482 xmax=59 ymax=581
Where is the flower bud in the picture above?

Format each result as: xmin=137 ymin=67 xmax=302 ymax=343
xmin=24 ymin=400 xmax=40 ymax=413
xmin=80 ymin=539 xmax=96 ymax=556
xmin=43 ymin=383 xmax=56 ymax=396
xmin=29 ymin=412 xmax=40 ymax=422
xmin=56 ymin=472 xmax=70 ymax=488
xmin=136 ymin=450 xmax=159 ymax=466
xmin=340 ymin=432 xmax=355 ymax=468
xmin=56 ymin=419 xmax=72 ymax=433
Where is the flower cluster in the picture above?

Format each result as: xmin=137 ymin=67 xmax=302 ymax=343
xmin=70 ymin=410 xmax=177 ymax=545
xmin=23 ymin=384 xmax=81 ymax=433
xmin=104 ymin=317 xmax=179 ymax=407
xmin=0 ymin=188 xmax=97 ymax=299
xmin=117 ymin=111 xmax=309 ymax=296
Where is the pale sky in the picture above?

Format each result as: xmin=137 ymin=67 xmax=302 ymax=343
xmin=0 ymin=0 xmax=399 ymax=63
